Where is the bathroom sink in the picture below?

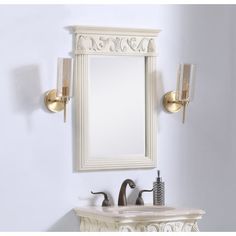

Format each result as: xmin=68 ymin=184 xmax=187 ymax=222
xmin=74 ymin=205 xmax=205 ymax=231
xmin=74 ymin=205 xmax=205 ymax=222
xmin=104 ymin=205 xmax=174 ymax=214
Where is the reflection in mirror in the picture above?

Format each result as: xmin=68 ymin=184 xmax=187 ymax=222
xmin=88 ymin=56 xmax=145 ymax=159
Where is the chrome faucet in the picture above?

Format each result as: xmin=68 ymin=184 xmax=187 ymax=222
xmin=118 ymin=179 xmax=136 ymax=206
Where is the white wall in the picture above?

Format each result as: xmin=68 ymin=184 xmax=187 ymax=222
xmin=0 ymin=4 xmax=235 ymax=231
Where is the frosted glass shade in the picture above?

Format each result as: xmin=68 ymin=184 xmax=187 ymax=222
xmin=57 ymin=58 xmax=73 ymax=98
xmin=176 ymin=63 xmax=196 ymax=102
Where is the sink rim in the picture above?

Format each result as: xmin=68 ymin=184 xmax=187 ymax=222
xmin=74 ymin=204 xmax=206 ymax=223
xmin=102 ymin=205 xmax=175 ymax=213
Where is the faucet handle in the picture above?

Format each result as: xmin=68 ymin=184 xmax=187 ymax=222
xmin=91 ymin=191 xmax=111 ymax=207
xmin=135 ymin=189 xmax=153 ymax=205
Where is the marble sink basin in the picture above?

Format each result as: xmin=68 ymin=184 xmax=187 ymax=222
xmin=74 ymin=205 xmax=205 ymax=223
xmin=104 ymin=205 xmax=175 ymax=214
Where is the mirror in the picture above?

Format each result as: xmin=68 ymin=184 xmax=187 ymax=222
xmin=72 ymin=25 xmax=160 ymax=171
xmin=88 ymin=56 xmax=145 ymax=158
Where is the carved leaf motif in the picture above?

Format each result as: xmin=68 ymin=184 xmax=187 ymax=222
xmin=120 ymin=38 xmax=127 ymax=52
xmin=192 ymin=222 xmax=200 ymax=232
xmin=77 ymin=35 xmax=87 ymax=50
xmin=183 ymin=223 xmax=194 ymax=232
xmin=146 ymin=224 xmax=160 ymax=232
xmin=127 ymin=37 xmax=137 ymax=51
xmin=98 ymin=37 xmax=109 ymax=50
xmin=147 ymin=39 xmax=156 ymax=52
xmin=174 ymin=222 xmax=184 ymax=231
xmin=126 ymin=37 xmax=150 ymax=52
xmin=119 ymin=225 xmax=133 ymax=232
xmin=137 ymin=38 xmax=149 ymax=52
xmin=163 ymin=223 xmax=174 ymax=232
xmin=89 ymin=37 xmax=99 ymax=51
xmin=109 ymin=37 xmax=118 ymax=51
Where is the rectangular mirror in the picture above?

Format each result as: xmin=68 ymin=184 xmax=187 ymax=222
xmin=72 ymin=26 xmax=160 ymax=171
xmin=88 ymin=56 xmax=145 ymax=159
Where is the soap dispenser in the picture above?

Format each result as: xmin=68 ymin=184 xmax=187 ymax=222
xmin=153 ymin=170 xmax=165 ymax=206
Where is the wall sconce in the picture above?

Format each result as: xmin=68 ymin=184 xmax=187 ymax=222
xmin=44 ymin=58 xmax=73 ymax=123
xmin=163 ymin=63 xmax=196 ymax=123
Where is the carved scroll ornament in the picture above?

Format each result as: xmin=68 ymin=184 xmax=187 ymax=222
xmin=80 ymin=217 xmax=199 ymax=232
xmin=75 ymin=34 xmax=156 ymax=55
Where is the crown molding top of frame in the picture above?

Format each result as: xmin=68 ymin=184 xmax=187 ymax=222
xmin=66 ymin=25 xmax=161 ymax=37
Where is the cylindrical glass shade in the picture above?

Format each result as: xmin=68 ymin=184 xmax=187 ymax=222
xmin=57 ymin=58 xmax=73 ymax=98
xmin=176 ymin=63 xmax=196 ymax=102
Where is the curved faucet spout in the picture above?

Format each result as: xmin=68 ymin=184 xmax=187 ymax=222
xmin=118 ymin=179 xmax=136 ymax=206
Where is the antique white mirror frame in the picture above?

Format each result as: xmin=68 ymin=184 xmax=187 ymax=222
xmin=71 ymin=26 xmax=160 ymax=171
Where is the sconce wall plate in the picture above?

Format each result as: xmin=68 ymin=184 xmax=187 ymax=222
xmin=163 ymin=91 xmax=182 ymax=113
xmin=44 ymin=89 xmax=64 ymax=113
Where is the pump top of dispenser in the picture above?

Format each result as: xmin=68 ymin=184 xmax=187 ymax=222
xmin=156 ymin=170 xmax=162 ymax=182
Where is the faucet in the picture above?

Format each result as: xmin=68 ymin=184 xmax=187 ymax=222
xmin=118 ymin=179 xmax=136 ymax=206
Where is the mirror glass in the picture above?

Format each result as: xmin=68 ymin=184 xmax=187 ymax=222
xmin=88 ymin=56 xmax=145 ymax=159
